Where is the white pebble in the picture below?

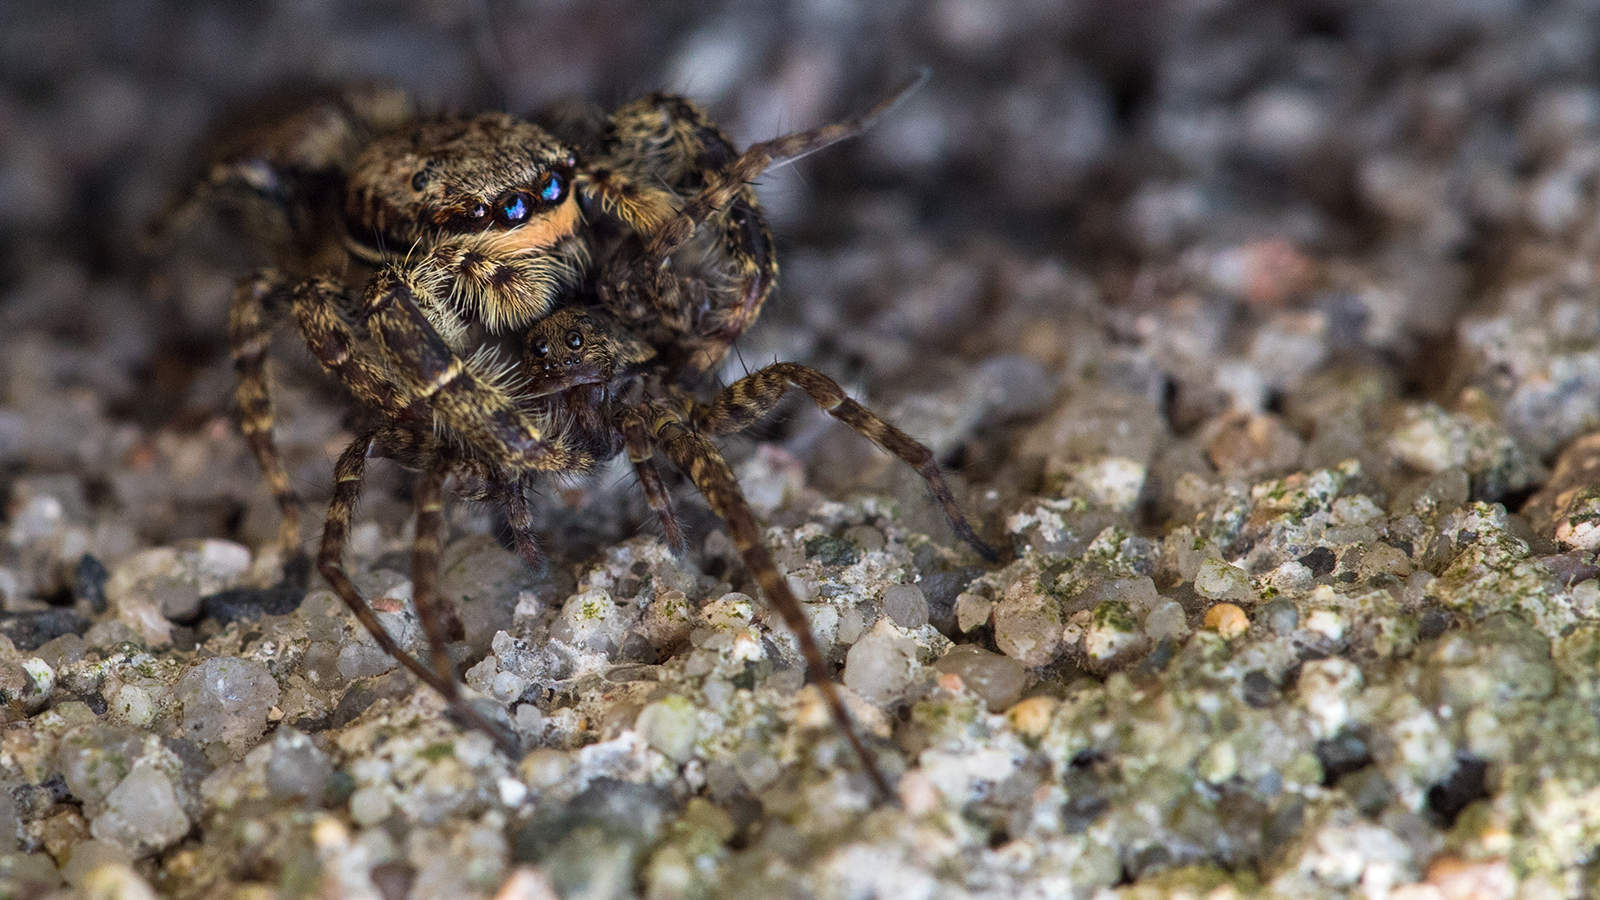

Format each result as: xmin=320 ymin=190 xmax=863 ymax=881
xmin=843 ymin=621 xmax=920 ymax=705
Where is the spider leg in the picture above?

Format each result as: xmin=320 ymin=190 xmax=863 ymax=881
xmin=318 ymin=432 xmax=452 ymax=693
xmin=289 ymin=276 xmax=420 ymax=419
xmin=228 ymin=269 xmax=305 ymax=565
xmin=148 ymin=85 xmax=415 ymax=262
xmin=620 ymin=408 xmax=686 ymax=556
xmin=320 ymin=430 xmax=520 ymax=756
xmin=411 ymin=457 xmax=460 ymax=688
xmin=495 ymin=474 xmax=545 ymax=570
xmin=642 ymin=405 xmax=893 ymax=799
xmin=692 ymin=363 xmax=999 ymax=562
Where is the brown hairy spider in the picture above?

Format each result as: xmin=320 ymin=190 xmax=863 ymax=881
xmin=167 ymin=74 xmax=994 ymax=796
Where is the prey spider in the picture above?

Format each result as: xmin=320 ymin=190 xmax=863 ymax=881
xmin=170 ymin=74 xmax=995 ymax=796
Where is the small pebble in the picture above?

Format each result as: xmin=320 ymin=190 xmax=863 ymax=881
xmin=1260 ymin=597 xmax=1300 ymax=635
xmin=882 ymin=584 xmax=930 ymax=629
xmin=1005 ymin=695 xmax=1058 ymax=737
xmin=78 ymin=863 xmax=160 ymax=900
xmin=264 ymin=727 xmax=332 ymax=801
xmin=992 ymin=578 xmax=1062 ymax=667
xmin=842 ymin=622 xmax=920 ymax=705
xmin=1203 ymin=603 xmax=1249 ymax=638
xmin=1194 ymin=558 xmax=1253 ymax=601
xmin=955 ymin=592 xmax=993 ymax=632
xmin=1143 ymin=599 xmax=1188 ymax=643
xmin=336 ymin=641 xmax=396 ymax=680
xmin=349 ymin=786 xmax=392 ymax=826
xmin=635 ymin=695 xmax=699 ymax=763
xmin=177 ymin=657 xmax=281 ymax=756
xmin=933 ymin=644 xmax=1027 ymax=712
xmin=89 ymin=760 xmax=190 ymax=857
xmin=1241 ymin=670 xmax=1278 ymax=708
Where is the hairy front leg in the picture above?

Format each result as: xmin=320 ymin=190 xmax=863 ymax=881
xmin=289 ymin=276 xmax=420 ymax=419
xmin=359 ymin=267 xmax=592 ymax=474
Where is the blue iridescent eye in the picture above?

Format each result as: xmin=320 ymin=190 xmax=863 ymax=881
xmin=493 ymin=192 xmax=531 ymax=226
xmin=539 ymin=173 xmax=564 ymax=204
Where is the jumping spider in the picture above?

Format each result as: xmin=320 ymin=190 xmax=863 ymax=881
xmin=167 ymin=75 xmax=995 ymax=796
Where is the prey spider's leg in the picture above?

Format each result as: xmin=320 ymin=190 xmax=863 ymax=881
xmin=322 ymin=431 xmax=520 ymax=756
xmin=620 ymin=409 xmax=687 ymax=556
xmin=644 ymin=71 xmax=929 ymax=264
xmin=229 ymin=269 xmax=305 ymax=569
xmin=644 ymin=407 xmax=894 ymax=799
xmin=692 ymin=363 xmax=999 ymax=562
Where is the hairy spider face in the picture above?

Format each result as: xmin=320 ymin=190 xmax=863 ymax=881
xmin=344 ymin=114 xmax=578 ymax=261
xmin=522 ymin=308 xmax=615 ymax=396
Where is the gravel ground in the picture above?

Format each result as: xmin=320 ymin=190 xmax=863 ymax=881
xmin=8 ymin=1 xmax=1600 ymax=898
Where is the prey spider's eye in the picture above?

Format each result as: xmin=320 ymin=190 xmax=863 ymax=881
xmin=564 ymin=329 xmax=583 ymax=350
xmin=411 ymin=170 xmax=429 ymax=191
xmin=530 ymin=338 xmax=550 ymax=358
xmin=494 ymin=191 xmax=532 ymax=226
xmin=539 ymin=172 xmax=565 ymax=204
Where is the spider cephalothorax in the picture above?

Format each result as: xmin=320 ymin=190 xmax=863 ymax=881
xmin=170 ymin=72 xmax=991 ymax=797
xmin=342 ymin=115 xmax=585 ymax=335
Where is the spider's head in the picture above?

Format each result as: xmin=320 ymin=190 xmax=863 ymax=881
xmin=344 ymin=114 xmax=578 ymax=261
xmin=523 ymin=308 xmax=617 ymax=396
xmin=522 ymin=308 xmax=656 ymax=397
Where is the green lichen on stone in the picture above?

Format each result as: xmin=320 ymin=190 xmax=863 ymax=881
xmin=1251 ymin=466 xmax=1346 ymax=521
xmin=804 ymin=534 xmax=860 ymax=567
xmin=418 ymin=742 xmax=455 ymax=762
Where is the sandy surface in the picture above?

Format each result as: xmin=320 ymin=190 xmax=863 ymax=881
xmin=6 ymin=1 xmax=1600 ymax=898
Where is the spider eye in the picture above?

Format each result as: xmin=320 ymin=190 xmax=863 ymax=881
xmin=531 ymin=338 xmax=549 ymax=358
xmin=494 ymin=191 xmax=532 ymax=226
xmin=539 ymin=172 xmax=565 ymax=204
xmin=411 ymin=170 xmax=429 ymax=191
xmin=564 ymin=329 xmax=583 ymax=350
xmin=467 ymin=201 xmax=488 ymax=220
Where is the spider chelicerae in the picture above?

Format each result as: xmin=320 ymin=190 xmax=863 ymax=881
xmin=167 ymin=73 xmax=995 ymax=796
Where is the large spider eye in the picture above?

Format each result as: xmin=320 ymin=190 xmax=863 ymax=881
xmin=539 ymin=172 xmax=565 ymax=204
xmin=564 ymin=329 xmax=583 ymax=350
xmin=494 ymin=191 xmax=532 ymax=226
xmin=530 ymin=338 xmax=549 ymax=358
xmin=411 ymin=170 xmax=429 ymax=192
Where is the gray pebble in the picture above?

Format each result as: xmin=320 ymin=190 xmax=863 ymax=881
xmin=882 ymin=583 xmax=930 ymax=629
